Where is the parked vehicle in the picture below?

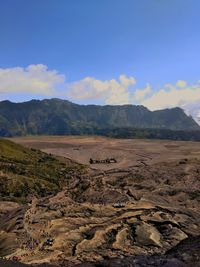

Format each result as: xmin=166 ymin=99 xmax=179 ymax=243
xmin=89 ymin=158 xmax=117 ymax=164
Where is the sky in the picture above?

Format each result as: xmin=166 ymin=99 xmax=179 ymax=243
xmin=0 ymin=0 xmax=200 ymax=123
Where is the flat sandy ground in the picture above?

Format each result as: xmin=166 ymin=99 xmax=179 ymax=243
xmin=10 ymin=136 xmax=200 ymax=170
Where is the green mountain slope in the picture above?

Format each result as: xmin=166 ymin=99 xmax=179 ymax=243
xmin=0 ymin=139 xmax=86 ymax=203
xmin=0 ymin=99 xmax=199 ymax=137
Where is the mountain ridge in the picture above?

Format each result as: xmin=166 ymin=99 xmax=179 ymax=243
xmin=0 ymin=98 xmax=199 ymax=137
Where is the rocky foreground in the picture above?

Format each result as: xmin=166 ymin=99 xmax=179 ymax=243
xmin=0 ymin=155 xmax=200 ymax=266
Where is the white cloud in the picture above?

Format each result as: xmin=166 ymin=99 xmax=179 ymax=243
xmin=133 ymin=83 xmax=152 ymax=101
xmin=176 ymin=80 xmax=187 ymax=88
xmin=183 ymin=102 xmax=200 ymax=125
xmin=0 ymin=64 xmax=199 ymax=124
xmin=119 ymin=75 xmax=136 ymax=87
xmin=67 ymin=75 xmax=136 ymax=105
xmin=0 ymin=64 xmax=65 ymax=96
xmin=141 ymin=83 xmax=200 ymax=124
xmin=0 ymin=67 xmax=136 ymax=105
xmin=141 ymin=85 xmax=200 ymax=110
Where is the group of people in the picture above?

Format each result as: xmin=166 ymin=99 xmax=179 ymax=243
xmin=4 ymin=232 xmax=55 ymax=262
xmin=21 ymin=237 xmax=39 ymax=250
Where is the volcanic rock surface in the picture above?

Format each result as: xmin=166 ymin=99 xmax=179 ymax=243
xmin=0 ymin=137 xmax=200 ymax=266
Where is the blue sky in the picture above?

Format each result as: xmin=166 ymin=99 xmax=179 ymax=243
xmin=0 ymin=0 xmax=200 ymax=122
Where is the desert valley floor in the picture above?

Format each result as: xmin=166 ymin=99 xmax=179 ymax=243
xmin=10 ymin=136 xmax=200 ymax=170
xmin=1 ymin=136 xmax=200 ymax=267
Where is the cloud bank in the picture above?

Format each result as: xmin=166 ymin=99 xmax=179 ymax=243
xmin=0 ymin=64 xmax=199 ymax=124
xmin=0 ymin=64 xmax=65 ymax=96
xmin=141 ymin=82 xmax=200 ymax=124
xmin=67 ymin=75 xmax=136 ymax=105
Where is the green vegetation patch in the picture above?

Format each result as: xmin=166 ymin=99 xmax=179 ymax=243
xmin=0 ymin=138 xmax=86 ymax=202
